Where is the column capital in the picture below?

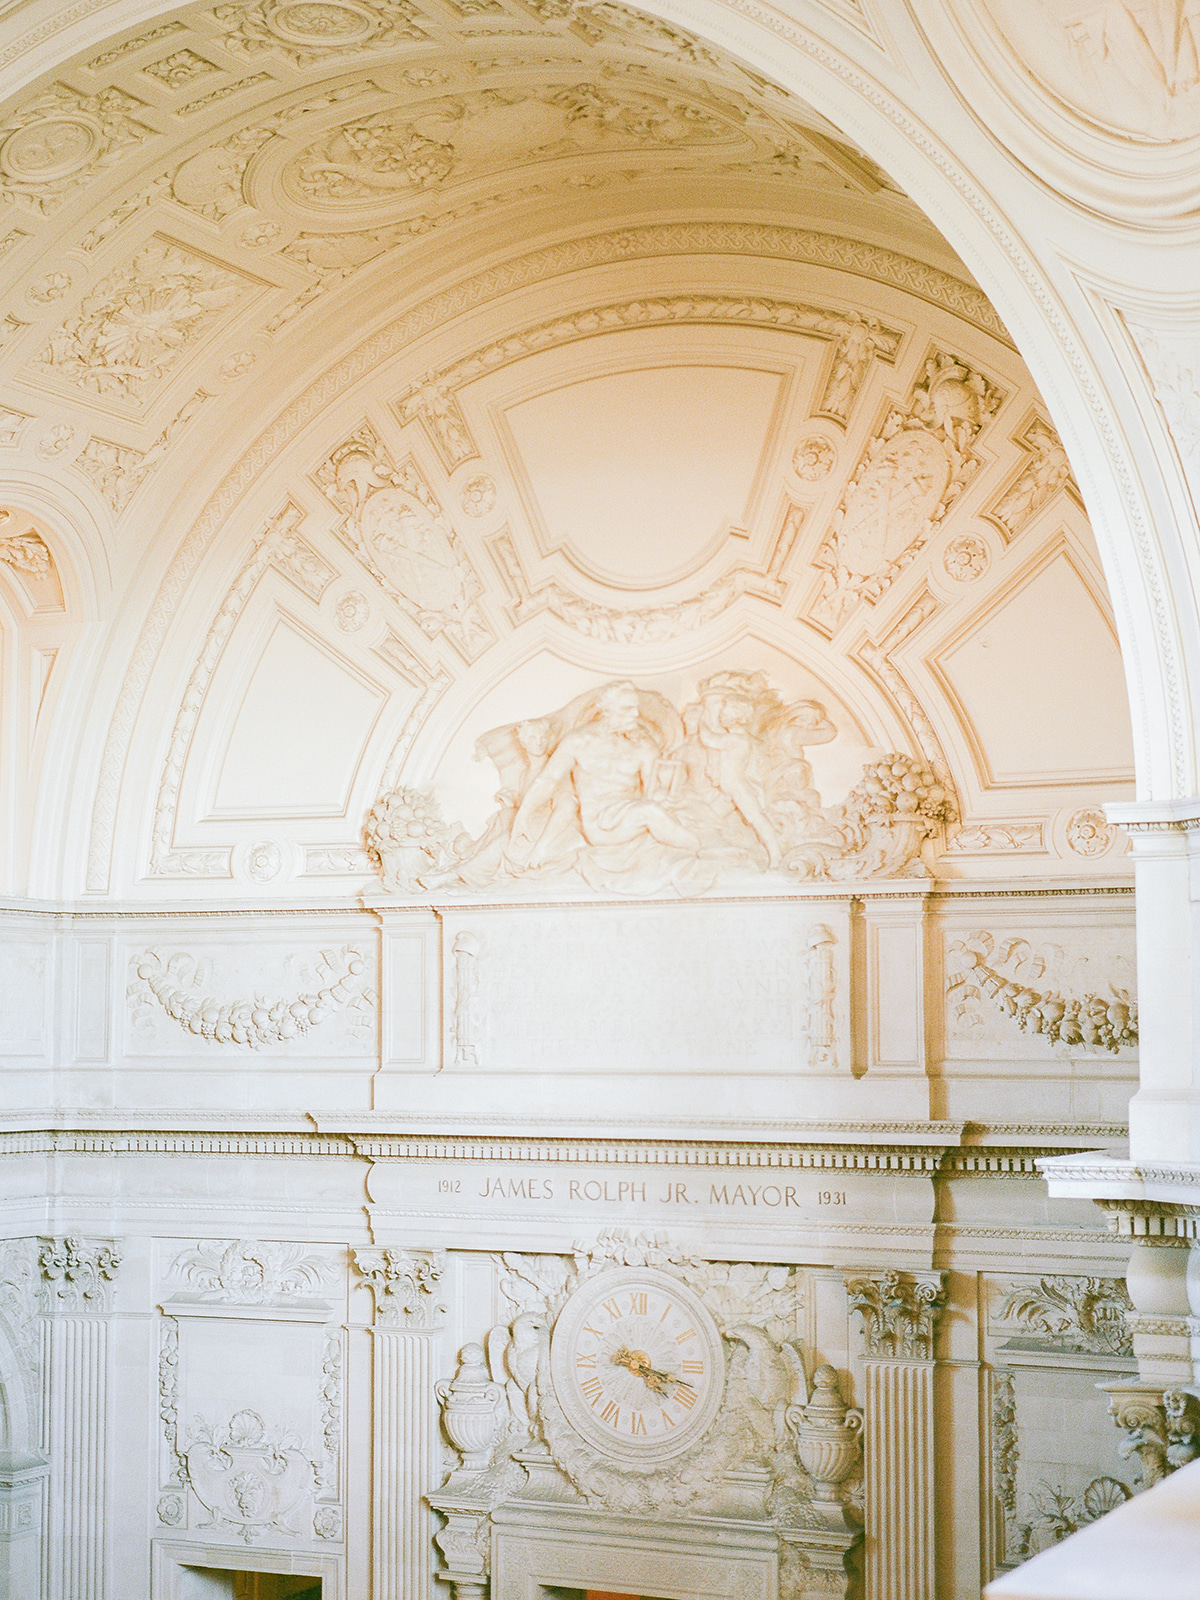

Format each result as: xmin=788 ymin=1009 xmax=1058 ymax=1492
xmin=354 ymin=1246 xmax=446 ymax=1329
xmin=1104 ymin=797 xmax=1200 ymax=834
xmin=37 ymin=1236 xmax=121 ymax=1316
xmin=844 ymin=1269 xmax=947 ymax=1359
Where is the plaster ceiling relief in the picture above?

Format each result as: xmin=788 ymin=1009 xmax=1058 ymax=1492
xmin=0 ymin=509 xmax=63 ymax=613
xmin=974 ymin=0 xmax=1200 ymax=144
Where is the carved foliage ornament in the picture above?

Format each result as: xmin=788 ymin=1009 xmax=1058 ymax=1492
xmin=315 ymin=424 xmax=490 ymax=658
xmin=0 ymin=529 xmax=50 ymax=576
xmin=1107 ymin=1384 xmax=1200 ymax=1489
xmin=844 ymin=1270 xmax=946 ymax=1360
xmin=1000 ymin=1276 xmax=1133 ymax=1357
xmin=171 ymin=1239 xmax=331 ymax=1304
xmin=0 ymin=84 xmax=151 ymax=213
xmin=367 ymin=672 xmax=955 ymax=898
xmin=128 ymin=946 xmax=372 ymax=1048
xmin=39 ymin=1236 xmax=121 ymax=1314
xmin=34 ymin=240 xmax=252 ymax=404
xmin=354 ymin=1246 xmax=445 ymax=1328
xmin=213 ymin=0 xmax=426 ymax=66
xmin=183 ymin=1408 xmax=321 ymax=1543
xmin=472 ymin=1236 xmax=822 ymax=1520
xmin=948 ymin=933 xmax=1137 ymax=1053
xmin=811 ymin=350 xmax=1002 ymax=629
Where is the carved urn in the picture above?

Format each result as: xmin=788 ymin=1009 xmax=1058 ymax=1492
xmin=786 ymin=1364 xmax=863 ymax=1502
xmin=435 ymin=1344 xmax=505 ymax=1473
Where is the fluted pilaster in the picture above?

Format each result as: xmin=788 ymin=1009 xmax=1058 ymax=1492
xmin=355 ymin=1246 xmax=446 ymax=1600
xmin=845 ymin=1269 xmax=946 ymax=1600
xmin=38 ymin=1237 xmax=121 ymax=1600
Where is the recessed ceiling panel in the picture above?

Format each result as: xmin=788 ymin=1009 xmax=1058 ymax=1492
xmin=501 ymin=362 xmax=784 ymax=587
xmin=933 ymin=549 xmax=1134 ymax=787
xmin=210 ymin=618 xmax=385 ymax=817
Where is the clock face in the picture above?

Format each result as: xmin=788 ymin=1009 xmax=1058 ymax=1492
xmin=549 ymin=1267 xmax=725 ymax=1464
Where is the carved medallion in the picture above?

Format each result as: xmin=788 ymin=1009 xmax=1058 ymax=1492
xmin=1 ymin=116 xmax=100 ymax=182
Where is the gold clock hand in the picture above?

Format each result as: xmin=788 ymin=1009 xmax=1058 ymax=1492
xmin=609 ymin=1347 xmax=682 ymax=1396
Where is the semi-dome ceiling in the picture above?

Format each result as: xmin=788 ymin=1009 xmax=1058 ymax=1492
xmin=0 ymin=0 xmax=1133 ymax=897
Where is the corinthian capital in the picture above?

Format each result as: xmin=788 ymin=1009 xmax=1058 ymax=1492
xmin=353 ymin=1246 xmax=445 ymax=1329
xmin=38 ymin=1237 xmax=122 ymax=1315
xmin=844 ymin=1269 xmax=946 ymax=1359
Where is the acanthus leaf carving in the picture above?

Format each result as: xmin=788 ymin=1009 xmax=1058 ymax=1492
xmin=844 ymin=1270 xmax=946 ymax=1359
xmin=810 ymin=349 xmax=1002 ymax=630
xmin=128 ymin=945 xmax=373 ymax=1048
xmin=0 ymin=84 xmax=153 ymax=214
xmin=0 ymin=529 xmax=50 ymax=576
xmin=212 ymin=0 xmax=426 ymax=67
xmin=999 ymin=1275 xmax=1133 ymax=1356
xmin=353 ymin=1246 xmax=445 ymax=1328
xmin=947 ymin=932 xmax=1138 ymax=1054
xmin=1105 ymin=1382 xmax=1200 ymax=1489
xmin=33 ymin=240 xmax=253 ymax=405
xmin=38 ymin=1236 xmax=122 ymax=1314
xmin=171 ymin=1239 xmax=332 ymax=1304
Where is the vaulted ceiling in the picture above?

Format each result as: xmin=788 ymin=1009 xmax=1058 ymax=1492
xmin=0 ymin=0 xmax=1133 ymax=896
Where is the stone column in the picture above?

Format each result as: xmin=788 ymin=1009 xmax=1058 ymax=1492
xmin=845 ymin=1270 xmax=946 ymax=1600
xmin=38 ymin=1236 xmax=121 ymax=1600
xmin=1092 ymin=1201 xmax=1200 ymax=1485
xmin=1105 ymin=800 xmax=1200 ymax=1165
xmin=354 ymin=1247 xmax=446 ymax=1600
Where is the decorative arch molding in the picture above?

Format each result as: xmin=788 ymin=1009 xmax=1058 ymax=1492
xmin=79 ymin=215 xmax=1018 ymax=893
xmin=0 ymin=0 xmax=1172 ymax=893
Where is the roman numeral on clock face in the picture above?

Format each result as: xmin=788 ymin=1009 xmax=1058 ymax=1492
xmin=581 ymin=1376 xmax=603 ymax=1403
xmin=600 ymin=1400 xmax=620 ymax=1426
xmin=630 ymin=1413 xmax=647 ymax=1434
xmin=629 ymin=1292 xmax=647 ymax=1315
xmin=682 ymin=1359 xmax=703 ymax=1374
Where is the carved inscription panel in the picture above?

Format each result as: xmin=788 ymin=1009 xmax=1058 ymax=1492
xmin=438 ymin=903 xmax=849 ymax=1075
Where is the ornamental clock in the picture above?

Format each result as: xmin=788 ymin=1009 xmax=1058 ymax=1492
xmin=549 ymin=1266 xmax=726 ymax=1465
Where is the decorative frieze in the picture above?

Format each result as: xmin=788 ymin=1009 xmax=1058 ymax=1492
xmin=170 ymin=1239 xmax=332 ymax=1304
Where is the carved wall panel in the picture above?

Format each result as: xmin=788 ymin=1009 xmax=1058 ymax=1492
xmin=945 ymin=923 xmax=1137 ymax=1059
xmin=124 ymin=937 xmax=377 ymax=1055
xmin=434 ymin=902 xmax=849 ymax=1079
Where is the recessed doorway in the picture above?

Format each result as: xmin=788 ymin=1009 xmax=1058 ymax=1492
xmin=178 ymin=1570 xmax=321 ymax=1600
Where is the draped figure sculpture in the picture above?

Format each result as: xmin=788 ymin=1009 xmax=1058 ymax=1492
xmin=365 ymin=669 xmax=954 ymax=895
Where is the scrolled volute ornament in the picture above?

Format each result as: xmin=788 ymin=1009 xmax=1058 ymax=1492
xmin=436 ymin=1344 xmax=505 ymax=1474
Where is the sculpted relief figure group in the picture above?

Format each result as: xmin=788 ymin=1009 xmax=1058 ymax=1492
xmin=365 ymin=670 xmax=955 ymax=896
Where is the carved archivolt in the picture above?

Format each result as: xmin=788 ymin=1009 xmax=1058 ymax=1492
xmin=128 ymin=945 xmax=371 ymax=1048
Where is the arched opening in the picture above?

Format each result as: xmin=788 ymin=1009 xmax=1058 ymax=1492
xmin=0 ymin=1 xmax=1196 ymax=1597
